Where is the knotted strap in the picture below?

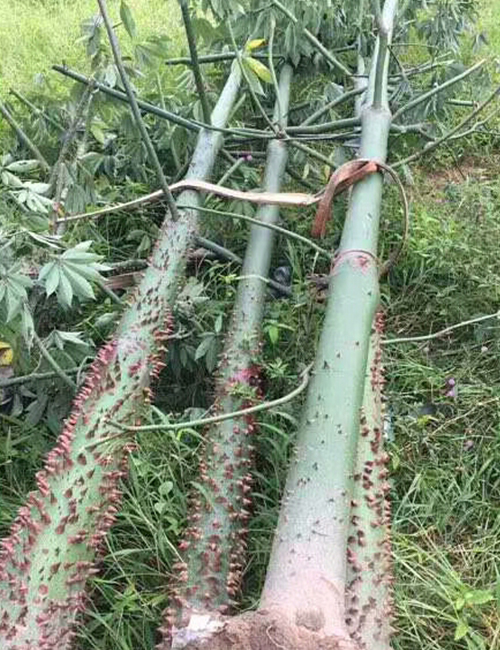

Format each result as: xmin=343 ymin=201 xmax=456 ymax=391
xmin=311 ymin=159 xmax=381 ymax=238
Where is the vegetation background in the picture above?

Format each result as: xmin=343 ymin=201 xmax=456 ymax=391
xmin=0 ymin=1 xmax=499 ymax=650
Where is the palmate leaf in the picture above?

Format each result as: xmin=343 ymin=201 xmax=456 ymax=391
xmin=9 ymin=180 xmax=53 ymax=214
xmin=0 ymin=264 xmax=33 ymax=323
xmin=38 ymin=241 xmax=110 ymax=308
xmin=45 ymin=330 xmax=88 ymax=350
xmin=77 ymin=15 xmax=103 ymax=59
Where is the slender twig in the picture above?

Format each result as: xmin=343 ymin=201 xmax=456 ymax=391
xmin=392 ymin=59 xmax=486 ymax=121
xmin=178 ymin=0 xmax=211 ymax=124
xmin=165 ymin=52 xmax=283 ymax=65
xmin=214 ymin=157 xmax=245 ymax=189
xmin=49 ymin=84 xmax=93 ymax=193
xmin=9 ymin=88 xmax=64 ymax=131
xmin=0 ymin=366 xmax=88 ymax=389
xmin=97 ymin=0 xmax=181 ymax=221
xmin=272 ymin=0 xmax=352 ymax=78
xmin=50 ymin=85 xmax=95 ymax=234
xmin=52 ymin=66 xmax=273 ymax=140
xmin=287 ymin=140 xmax=336 ymax=168
xmin=164 ymin=47 xmax=356 ymax=67
xmin=383 ymin=311 xmax=500 ymax=345
xmin=178 ymin=203 xmax=331 ymax=257
xmin=225 ymin=149 xmax=267 ymax=159
xmin=32 ymin=331 xmax=77 ymax=391
xmin=268 ymin=16 xmax=283 ymax=130
xmin=448 ymin=107 xmax=500 ymax=140
xmin=391 ymin=58 xmax=453 ymax=80
xmin=109 ymin=259 xmax=148 ymax=272
xmin=287 ymin=116 xmax=361 ymax=135
xmin=394 ymin=84 xmax=500 ymax=168
xmin=117 ymin=363 xmax=313 ymax=432
xmin=0 ymin=101 xmax=50 ymax=173
xmin=96 ymin=280 xmax=123 ymax=305
xmin=227 ymin=22 xmax=277 ymax=134
xmin=373 ymin=21 xmax=389 ymax=109
xmin=194 ymin=235 xmax=242 ymax=264
xmin=300 ymin=87 xmax=365 ymax=127
xmin=446 ymin=98 xmax=476 ymax=107
xmin=229 ymin=131 xmax=360 ymax=145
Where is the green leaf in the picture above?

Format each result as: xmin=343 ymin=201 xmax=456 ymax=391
xmin=103 ymin=64 xmax=117 ymax=88
xmin=195 ymin=335 xmax=213 ymax=361
xmin=21 ymin=304 xmax=34 ymax=345
xmin=120 ymin=1 xmax=137 ymax=39
xmin=44 ymin=265 xmax=61 ymax=298
xmin=64 ymin=261 xmax=107 ymax=282
xmin=159 ymin=480 xmax=173 ymax=496
xmin=464 ymin=590 xmax=494 ymax=606
xmin=205 ymin=338 xmax=218 ymax=373
xmin=58 ymin=272 xmax=74 ymax=309
xmin=39 ymin=260 xmax=57 ymax=283
xmin=63 ymin=267 xmax=96 ymax=301
xmin=455 ymin=619 xmax=469 ymax=641
xmin=154 ymin=501 xmax=167 ymax=515
xmin=26 ymin=392 xmax=49 ymax=426
xmin=1 ymin=170 xmax=24 ymax=188
xmin=455 ymin=596 xmax=466 ymax=611
xmin=5 ymin=159 xmax=40 ymax=173
xmin=5 ymin=287 xmax=23 ymax=322
xmin=90 ymin=124 xmax=106 ymax=145
xmin=47 ymin=330 xmax=87 ymax=349
xmin=245 ymin=57 xmax=272 ymax=83
xmin=25 ymin=182 xmax=50 ymax=194
xmin=268 ymin=324 xmax=279 ymax=345
xmin=466 ymin=631 xmax=487 ymax=650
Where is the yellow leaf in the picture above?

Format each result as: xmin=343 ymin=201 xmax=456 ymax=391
xmin=0 ymin=341 xmax=14 ymax=366
xmin=246 ymin=38 xmax=266 ymax=52
xmin=245 ymin=57 xmax=272 ymax=84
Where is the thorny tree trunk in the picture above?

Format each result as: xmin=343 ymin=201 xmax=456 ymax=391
xmin=161 ymin=63 xmax=294 ymax=650
xmin=162 ymin=1 xmax=398 ymax=648
xmin=346 ymin=314 xmax=393 ymax=650
xmin=0 ymin=67 xmax=241 ymax=650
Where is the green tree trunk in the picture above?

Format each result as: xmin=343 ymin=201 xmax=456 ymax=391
xmin=161 ymin=63 xmax=294 ymax=649
xmin=259 ymin=0 xmax=397 ymax=643
xmin=0 ymin=66 xmax=241 ymax=650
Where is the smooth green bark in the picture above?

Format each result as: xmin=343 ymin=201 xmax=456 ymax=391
xmin=260 ymin=0 xmax=398 ymax=640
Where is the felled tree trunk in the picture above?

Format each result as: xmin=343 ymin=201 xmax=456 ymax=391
xmin=0 ymin=66 xmax=241 ymax=650
xmin=159 ymin=1 xmax=398 ymax=648
xmin=161 ymin=63 xmax=294 ymax=650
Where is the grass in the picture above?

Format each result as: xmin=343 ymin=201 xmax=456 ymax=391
xmin=0 ymin=0 xmax=183 ymax=96
xmin=1 ymin=2 xmax=500 ymax=650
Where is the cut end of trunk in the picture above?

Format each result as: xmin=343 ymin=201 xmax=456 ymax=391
xmin=159 ymin=608 xmax=360 ymax=650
